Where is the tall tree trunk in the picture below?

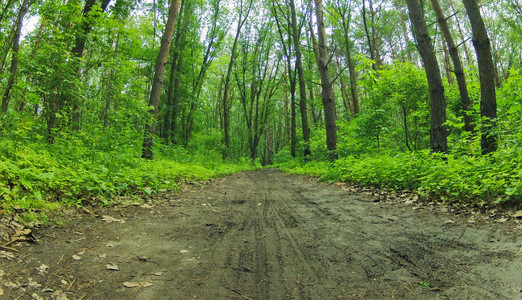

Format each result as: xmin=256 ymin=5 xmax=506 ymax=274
xmin=406 ymin=0 xmax=447 ymax=153
xmin=222 ymin=0 xmax=252 ymax=159
xmin=141 ymin=0 xmax=181 ymax=159
xmin=289 ymin=0 xmax=311 ymax=159
xmin=162 ymin=0 xmax=186 ymax=143
xmin=430 ymin=0 xmax=473 ymax=133
xmin=335 ymin=0 xmax=359 ymax=116
xmin=1 ymin=0 xmax=30 ymax=114
xmin=462 ymin=0 xmax=497 ymax=154
xmin=449 ymin=0 xmax=473 ymax=68
xmin=314 ymin=0 xmax=338 ymax=158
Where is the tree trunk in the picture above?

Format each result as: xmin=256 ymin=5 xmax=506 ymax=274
xmin=1 ymin=0 xmax=30 ymax=114
xmin=290 ymin=0 xmax=311 ymax=159
xmin=462 ymin=0 xmax=498 ymax=154
xmin=141 ymin=0 xmax=181 ymax=159
xmin=406 ymin=0 xmax=447 ymax=153
xmin=430 ymin=0 xmax=473 ymax=133
xmin=335 ymin=0 xmax=359 ymax=116
xmin=222 ymin=0 xmax=252 ymax=159
xmin=314 ymin=0 xmax=338 ymax=158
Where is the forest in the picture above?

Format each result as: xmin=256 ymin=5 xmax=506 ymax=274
xmin=0 ymin=0 xmax=521 ymax=223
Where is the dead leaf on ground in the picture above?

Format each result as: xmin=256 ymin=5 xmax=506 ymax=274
xmin=105 ymin=241 xmax=116 ymax=247
xmin=72 ymin=255 xmax=81 ymax=261
xmin=98 ymin=253 xmax=107 ymax=258
xmin=101 ymin=215 xmax=125 ymax=224
xmin=154 ymin=272 xmax=163 ymax=276
xmin=0 ymin=269 xmax=4 ymax=276
xmin=31 ymin=293 xmax=43 ymax=300
xmin=123 ymin=281 xmax=154 ymax=288
xmin=4 ymin=282 xmax=19 ymax=289
xmin=513 ymin=210 xmax=522 ymax=219
xmin=0 ymin=250 xmax=14 ymax=259
xmin=28 ymin=278 xmax=42 ymax=288
xmin=106 ymin=263 xmax=119 ymax=271
xmin=442 ymin=220 xmax=455 ymax=226
xmin=496 ymin=218 xmax=509 ymax=223
xmin=141 ymin=204 xmax=153 ymax=209
xmin=51 ymin=290 xmax=69 ymax=300
xmin=37 ymin=264 xmax=49 ymax=275
xmin=179 ymin=250 xmax=189 ymax=254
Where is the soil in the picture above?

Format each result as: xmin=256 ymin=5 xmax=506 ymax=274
xmin=1 ymin=168 xmax=521 ymax=299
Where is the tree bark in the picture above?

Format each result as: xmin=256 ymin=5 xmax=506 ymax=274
xmin=1 ymin=0 xmax=30 ymax=114
xmin=406 ymin=0 xmax=447 ymax=153
xmin=462 ymin=0 xmax=498 ymax=154
xmin=430 ymin=0 xmax=473 ymax=133
xmin=141 ymin=0 xmax=181 ymax=159
xmin=335 ymin=0 xmax=359 ymax=116
xmin=222 ymin=0 xmax=252 ymax=159
xmin=289 ymin=0 xmax=311 ymax=159
xmin=314 ymin=0 xmax=338 ymax=158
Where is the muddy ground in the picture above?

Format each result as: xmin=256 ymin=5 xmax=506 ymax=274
xmin=1 ymin=168 xmax=521 ymax=299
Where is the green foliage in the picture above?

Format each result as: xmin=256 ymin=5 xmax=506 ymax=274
xmin=279 ymin=148 xmax=521 ymax=205
xmin=0 ymin=124 xmax=255 ymax=221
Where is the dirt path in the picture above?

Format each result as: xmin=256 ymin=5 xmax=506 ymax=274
xmin=1 ymin=168 xmax=521 ymax=299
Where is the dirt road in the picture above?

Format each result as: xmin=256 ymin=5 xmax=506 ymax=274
xmin=1 ymin=168 xmax=521 ymax=299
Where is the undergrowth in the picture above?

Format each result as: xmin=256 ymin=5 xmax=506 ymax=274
xmin=278 ymin=149 xmax=521 ymax=207
xmin=0 ymin=132 xmax=256 ymax=224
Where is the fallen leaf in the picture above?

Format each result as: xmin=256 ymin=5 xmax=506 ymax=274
xmin=495 ymin=218 xmax=508 ymax=223
xmin=0 ymin=251 xmax=15 ymax=259
xmin=77 ymin=250 xmax=86 ymax=255
xmin=102 ymin=215 xmax=125 ymax=224
xmin=513 ymin=210 xmax=522 ymax=219
xmin=52 ymin=290 xmax=69 ymax=300
xmin=442 ymin=220 xmax=455 ymax=226
xmin=4 ymin=282 xmax=19 ymax=288
xmin=0 ymin=269 xmax=4 ymax=276
xmin=37 ymin=264 xmax=49 ymax=275
xmin=98 ymin=253 xmax=107 ymax=258
xmin=154 ymin=272 xmax=163 ymax=276
xmin=106 ymin=263 xmax=119 ymax=271
xmin=32 ymin=293 xmax=44 ymax=300
xmin=123 ymin=282 xmax=139 ymax=288
xmin=105 ymin=242 xmax=116 ymax=247
xmin=257 ymin=203 xmax=262 ymax=206
xmin=72 ymin=255 xmax=81 ymax=261
xmin=141 ymin=204 xmax=153 ymax=209
xmin=28 ymin=278 xmax=41 ymax=288
xmin=123 ymin=281 xmax=153 ymax=288
xmin=179 ymin=250 xmax=189 ymax=254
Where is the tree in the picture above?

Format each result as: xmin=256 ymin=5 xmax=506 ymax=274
xmin=314 ymin=0 xmax=338 ymax=158
xmin=289 ymin=0 xmax=312 ymax=159
xmin=1 ymin=0 xmax=31 ymax=114
xmin=331 ymin=0 xmax=359 ymax=116
xmin=141 ymin=0 xmax=182 ymax=159
xmin=463 ymin=0 xmax=498 ymax=154
xmin=221 ymin=0 xmax=253 ymax=158
xmin=405 ymin=0 xmax=447 ymax=153
xmin=429 ymin=0 xmax=473 ymax=133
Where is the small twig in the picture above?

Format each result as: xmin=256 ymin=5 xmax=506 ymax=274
xmin=226 ymin=287 xmax=253 ymax=300
xmin=403 ymin=280 xmax=414 ymax=293
xmin=0 ymin=244 xmax=18 ymax=252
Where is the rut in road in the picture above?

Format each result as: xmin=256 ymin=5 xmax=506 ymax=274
xmin=1 ymin=168 xmax=520 ymax=300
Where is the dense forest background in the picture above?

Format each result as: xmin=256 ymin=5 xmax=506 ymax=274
xmin=0 ymin=0 xmax=521 ymax=222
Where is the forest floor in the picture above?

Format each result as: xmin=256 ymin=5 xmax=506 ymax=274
xmin=0 ymin=168 xmax=521 ymax=299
